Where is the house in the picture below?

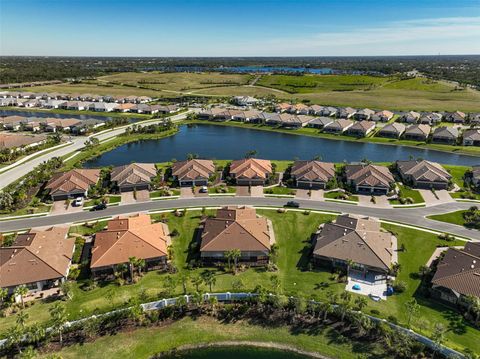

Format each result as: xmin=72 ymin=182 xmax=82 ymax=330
xmin=371 ymin=110 xmax=394 ymax=122
xmin=307 ymin=116 xmax=333 ymax=129
xmin=199 ymin=206 xmax=274 ymax=265
xmin=264 ymin=113 xmax=283 ymax=126
xmin=313 ymin=214 xmax=394 ymax=280
xmin=229 ymin=158 xmax=272 ymax=186
xmin=399 ymin=111 xmax=421 ymax=123
xmin=280 ymin=114 xmax=312 ymax=128
xmin=171 ymin=159 xmax=215 ymax=187
xmin=23 ymin=99 xmax=39 ymax=108
xmin=23 ymin=121 xmax=41 ymax=132
xmin=156 ymin=104 xmax=178 ymax=114
xmin=232 ymin=110 xmax=264 ymax=123
xmin=275 ymin=103 xmax=293 ymax=113
xmin=137 ymin=96 xmax=152 ymax=103
xmin=89 ymin=102 xmax=118 ymax=112
xmin=0 ymin=115 xmax=27 ymax=131
xmin=345 ymin=164 xmax=394 ymax=195
xmin=445 ymin=111 xmax=466 ymax=123
xmin=210 ymin=108 xmax=235 ymax=121
xmin=323 ymin=119 xmax=354 ymax=134
xmin=430 ymin=242 xmax=480 ymax=305
xmin=377 ymin=123 xmax=406 ymax=138
xmin=45 ymin=169 xmax=101 ymax=200
xmin=403 ymin=124 xmax=431 ymax=141
xmin=419 ymin=112 xmax=442 ymax=125
xmin=463 ymin=129 xmax=480 ymax=146
xmin=346 ymin=120 xmax=376 ymax=137
xmin=354 ymin=108 xmax=375 ymax=121
xmin=309 ymin=104 xmax=324 ymax=116
xmin=290 ymin=160 xmax=335 ymax=189
xmin=337 ymin=107 xmax=356 ymax=119
xmin=90 ymin=214 xmax=171 ymax=279
xmin=66 ymin=101 xmax=90 ymax=111
xmin=41 ymin=118 xmax=82 ymax=132
xmin=115 ymin=103 xmax=137 ymax=112
xmin=396 ymin=160 xmax=451 ymax=189
xmin=43 ymin=99 xmax=67 ymax=109
xmin=71 ymin=119 xmax=105 ymax=135
xmin=232 ymin=96 xmax=259 ymax=106
xmin=431 ymin=126 xmax=459 ymax=145
xmin=469 ymin=113 xmax=480 ymax=126
xmin=0 ymin=98 xmax=15 ymax=106
xmin=293 ymin=103 xmax=310 ymax=115
xmin=320 ymin=106 xmax=338 ymax=117
xmin=111 ymin=163 xmax=157 ymax=192
xmin=0 ymin=133 xmax=47 ymax=150
xmin=0 ymin=227 xmax=74 ymax=295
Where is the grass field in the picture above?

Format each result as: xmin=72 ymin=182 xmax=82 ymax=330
xmin=3 ymin=210 xmax=476 ymax=352
xmin=427 ymin=210 xmax=467 ymax=227
xmin=389 ymin=185 xmax=424 ymax=204
xmin=12 ymin=72 xmax=480 ymax=112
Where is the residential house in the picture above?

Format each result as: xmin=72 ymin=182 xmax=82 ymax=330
xmin=171 ymin=159 xmax=215 ymax=187
xmin=23 ymin=121 xmax=41 ymax=132
xmin=290 ymin=160 xmax=335 ymax=189
xmin=0 ymin=115 xmax=26 ymax=131
xmin=156 ymin=104 xmax=178 ymax=114
xmin=404 ymin=124 xmax=431 ymax=141
xmin=232 ymin=96 xmax=259 ymax=106
xmin=66 ymin=101 xmax=90 ymax=111
xmin=430 ymin=242 xmax=480 ymax=306
xmin=0 ymin=227 xmax=74 ymax=295
xmin=469 ymin=113 xmax=480 ymax=126
xmin=307 ymin=116 xmax=333 ymax=129
xmin=313 ymin=214 xmax=394 ymax=281
xmin=396 ymin=160 xmax=451 ymax=189
xmin=0 ymin=133 xmax=47 ymax=150
xmin=275 ymin=103 xmax=293 ymax=113
xmin=90 ymin=102 xmax=119 ymax=112
xmin=320 ymin=106 xmax=338 ymax=117
xmin=463 ymin=129 xmax=480 ymax=146
xmin=399 ymin=111 xmax=421 ymax=123
xmin=280 ymin=114 xmax=312 ymax=128
xmin=116 ymin=103 xmax=137 ymax=112
xmin=445 ymin=111 xmax=466 ymax=123
xmin=354 ymin=108 xmax=375 ymax=121
xmin=71 ymin=119 xmax=105 ymax=135
xmin=419 ymin=112 xmax=442 ymax=125
xmin=377 ymin=123 xmax=406 ymax=138
xmin=45 ymin=169 xmax=101 ymax=200
xmin=90 ymin=214 xmax=171 ymax=279
xmin=431 ymin=126 xmax=459 ymax=145
xmin=229 ymin=158 xmax=272 ymax=186
xmin=199 ymin=206 xmax=274 ymax=265
xmin=371 ymin=110 xmax=394 ymax=122
xmin=345 ymin=163 xmax=394 ymax=195
xmin=293 ymin=103 xmax=310 ymax=115
xmin=41 ymin=118 xmax=82 ymax=132
xmin=346 ymin=120 xmax=376 ymax=137
xmin=0 ymin=98 xmax=16 ymax=106
xmin=309 ymin=105 xmax=324 ymax=116
xmin=323 ymin=119 xmax=354 ymax=134
xmin=43 ymin=99 xmax=67 ymax=109
xmin=337 ymin=107 xmax=356 ymax=119
xmin=111 ymin=163 xmax=157 ymax=192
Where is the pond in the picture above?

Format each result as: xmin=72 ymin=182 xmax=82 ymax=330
xmin=83 ymin=124 xmax=480 ymax=167
xmin=159 ymin=346 xmax=313 ymax=359
xmin=0 ymin=109 xmax=141 ymax=123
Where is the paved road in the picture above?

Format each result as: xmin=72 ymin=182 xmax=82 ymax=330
xmin=0 ymin=112 xmax=190 ymax=189
xmin=1 ymin=197 xmax=479 ymax=239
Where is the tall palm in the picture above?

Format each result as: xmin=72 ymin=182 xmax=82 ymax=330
xmin=49 ymin=302 xmax=68 ymax=345
xmin=128 ymin=256 xmax=137 ymax=281
xmin=27 ymin=323 xmax=46 ymax=346
xmin=405 ymin=298 xmax=419 ymax=328
xmin=191 ymin=275 xmax=203 ymax=292
xmin=5 ymin=325 xmax=22 ymax=354
xmin=201 ymin=270 xmax=216 ymax=292
xmin=0 ymin=287 xmax=7 ymax=307
xmin=14 ymin=285 xmax=29 ymax=309
xmin=16 ymin=310 xmax=29 ymax=329
xmin=320 ymin=302 xmax=333 ymax=322
xmin=354 ymin=296 xmax=368 ymax=311
xmin=465 ymin=295 xmax=480 ymax=326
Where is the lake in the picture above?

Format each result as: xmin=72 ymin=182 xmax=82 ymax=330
xmin=83 ymin=124 xmax=480 ymax=167
xmin=0 ymin=109 xmax=141 ymax=123
xmin=158 ymin=346 xmax=313 ymax=359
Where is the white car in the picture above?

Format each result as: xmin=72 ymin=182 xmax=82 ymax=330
xmin=199 ymin=186 xmax=208 ymax=193
xmin=73 ymin=197 xmax=84 ymax=207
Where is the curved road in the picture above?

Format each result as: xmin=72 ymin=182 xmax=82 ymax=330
xmin=1 ymin=196 xmax=479 ymax=240
xmin=0 ymin=112 xmax=190 ymax=189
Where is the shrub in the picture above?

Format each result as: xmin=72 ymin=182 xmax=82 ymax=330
xmin=392 ymin=280 xmax=407 ymax=293
xmin=387 ymin=315 xmax=398 ymax=324
xmin=370 ymin=309 xmax=380 ymax=315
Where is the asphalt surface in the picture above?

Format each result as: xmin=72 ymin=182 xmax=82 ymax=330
xmin=0 ymin=112 xmax=190 ymax=189
xmin=1 ymin=196 xmax=479 ymax=240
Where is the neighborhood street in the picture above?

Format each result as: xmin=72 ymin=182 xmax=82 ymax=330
xmin=1 ymin=196 xmax=478 ymax=239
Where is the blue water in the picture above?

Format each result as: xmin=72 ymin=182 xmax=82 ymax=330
xmin=0 ymin=110 xmax=141 ymax=123
xmin=83 ymin=124 xmax=480 ymax=167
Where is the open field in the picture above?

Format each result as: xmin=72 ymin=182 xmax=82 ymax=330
xmin=427 ymin=210 xmax=467 ymax=227
xmin=11 ymin=72 xmax=480 ymax=112
xmin=1 ymin=210 xmax=477 ymax=352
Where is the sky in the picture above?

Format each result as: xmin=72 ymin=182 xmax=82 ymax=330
xmin=0 ymin=0 xmax=479 ymax=56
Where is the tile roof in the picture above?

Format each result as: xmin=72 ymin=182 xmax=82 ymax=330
xmin=46 ymin=169 xmax=100 ymax=196
xmin=90 ymin=214 xmax=170 ymax=268
xmin=291 ymin=160 xmax=335 ymax=182
xmin=0 ymin=133 xmax=47 ymax=149
xmin=200 ymin=206 xmax=272 ymax=253
xmin=378 ymin=122 xmax=406 ymax=134
xmin=230 ymin=158 xmax=272 ymax=180
xmin=397 ymin=160 xmax=451 ymax=183
xmin=111 ymin=163 xmax=157 ymax=186
xmin=345 ymin=164 xmax=394 ymax=187
xmin=172 ymin=159 xmax=215 ymax=181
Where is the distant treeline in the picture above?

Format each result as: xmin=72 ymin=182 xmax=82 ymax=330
xmin=1 ymin=55 xmax=479 ymax=87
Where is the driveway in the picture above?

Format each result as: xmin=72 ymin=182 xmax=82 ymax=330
xmin=358 ymin=195 xmax=391 ymax=208
xmin=50 ymin=200 xmax=83 ymax=215
xmin=194 ymin=187 xmax=209 ymax=197
xmin=180 ymin=187 xmax=194 ymax=198
xmin=419 ymin=189 xmax=454 ymax=206
xmin=310 ymin=189 xmax=324 ymax=201
xmin=135 ymin=190 xmax=150 ymax=202
xmin=235 ymin=186 xmax=250 ymax=197
xmin=250 ymin=186 xmax=264 ymax=197
xmin=295 ymin=189 xmax=310 ymax=199
xmin=120 ymin=192 xmax=136 ymax=204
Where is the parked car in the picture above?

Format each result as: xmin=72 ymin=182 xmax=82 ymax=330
xmin=90 ymin=203 xmax=107 ymax=211
xmin=73 ymin=197 xmax=84 ymax=207
xmin=199 ymin=186 xmax=208 ymax=193
xmin=285 ymin=201 xmax=300 ymax=208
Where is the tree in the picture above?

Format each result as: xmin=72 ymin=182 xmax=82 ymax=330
xmin=201 ymin=270 xmax=216 ymax=292
xmin=16 ymin=310 xmax=29 ymax=329
xmin=465 ymin=295 xmax=480 ymax=326
xmin=27 ymin=323 xmax=46 ymax=346
xmin=405 ymin=298 xmax=419 ymax=328
xmin=6 ymin=325 xmax=23 ymax=354
xmin=418 ymin=265 xmax=431 ymax=278
xmin=191 ymin=275 xmax=203 ymax=292
xmin=179 ymin=272 xmax=189 ymax=295
xmin=345 ymin=258 xmax=355 ymax=275
xmin=19 ymin=346 xmax=37 ymax=359
xmin=0 ymin=287 xmax=8 ymax=307
xmin=270 ymin=274 xmax=281 ymax=294
xmin=163 ymin=275 xmax=177 ymax=296
xmin=390 ymin=262 xmax=401 ymax=276
xmin=231 ymin=278 xmax=244 ymax=292
xmin=14 ymin=285 xmax=29 ymax=309
xmin=244 ymin=150 xmax=257 ymax=159
xmin=49 ymin=302 xmax=68 ymax=345
xmin=319 ymin=301 xmax=333 ymax=322
xmin=0 ymin=191 xmax=14 ymax=211
xmin=354 ymin=296 xmax=368 ymax=311
xmin=431 ymin=323 xmax=446 ymax=358
xmin=225 ymin=249 xmax=242 ymax=274
xmin=61 ymin=281 xmax=74 ymax=300
xmin=128 ymin=256 xmax=138 ymax=281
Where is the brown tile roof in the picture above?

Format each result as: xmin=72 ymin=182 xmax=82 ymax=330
xmin=291 ymin=160 xmax=335 ymax=182
xmin=349 ymin=120 xmax=375 ymax=132
xmin=172 ymin=159 xmax=215 ymax=181
xmin=397 ymin=160 xmax=451 ymax=183
xmin=432 ymin=242 xmax=480 ymax=298
xmin=46 ymin=169 xmax=100 ymax=196
xmin=324 ymin=119 xmax=353 ymax=130
xmin=230 ymin=158 xmax=272 ymax=180
xmin=111 ymin=163 xmax=157 ymax=186
xmin=117 ymin=103 xmax=137 ymax=110
xmin=91 ymin=214 xmax=170 ymax=268
xmin=0 ymin=133 xmax=47 ymax=149
xmin=432 ymin=126 xmax=459 ymax=139
xmin=463 ymin=129 xmax=480 ymax=141
xmin=200 ymin=206 xmax=272 ymax=253
xmin=378 ymin=122 xmax=406 ymax=135
xmin=345 ymin=164 xmax=394 ymax=188
xmin=0 ymin=227 xmax=74 ymax=288
xmin=313 ymin=214 xmax=393 ymax=272
xmin=405 ymin=124 xmax=431 ymax=136
xmin=0 ymin=115 xmax=27 ymax=124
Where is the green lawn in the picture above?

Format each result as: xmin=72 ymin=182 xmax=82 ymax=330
xmin=263 ymin=186 xmax=296 ymax=196
xmin=1 ymin=210 xmax=478 ymax=352
xmin=427 ymin=210 xmax=467 ymax=226
xmin=208 ymin=186 xmax=236 ymax=194
xmin=0 ymin=204 xmax=51 ymax=219
xmin=150 ymin=189 xmax=180 ymax=198
xmin=324 ymin=191 xmax=359 ymax=202
xmin=40 ymin=316 xmax=378 ymax=359
xmin=389 ymin=185 xmax=424 ymax=205
xmin=450 ymin=191 xmax=480 ymax=201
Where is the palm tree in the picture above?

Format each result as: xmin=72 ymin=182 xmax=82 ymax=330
xmin=27 ymin=323 xmax=46 ymax=346
xmin=231 ymin=278 xmax=244 ymax=292
xmin=136 ymin=258 xmax=146 ymax=276
xmin=390 ymin=262 xmax=402 ymax=276
xmin=49 ymin=302 xmax=68 ymax=345
xmin=270 ymin=274 xmax=281 ymax=294
xmin=405 ymin=298 xmax=419 ymax=328
xmin=465 ymin=295 xmax=480 ymax=326
xmin=128 ymin=256 xmax=138 ymax=281
xmin=0 ymin=287 xmax=7 ymax=308
xmin=201 ymin=270 xmax=216 ymax=292
xmin=179 ymin=272 xmax=189 ymax=295
xmin=432 ymin=323 xmax=446 ymax=359
xmin=14 ymin=285 xmax=29 ymax=309
xmin=225 ymin=249 xmax=242 ymax=274
xmin=319 ymin=301 xmax=333 ymax=322
xmin=5 ymin=325 xmax=22 ymax=354
xmin=16 ymin=310 xmax=29 ymax=329
xmin=60 ymin=281 xmax=74 ymax=301
xmin=191 ymin=275 xmax=203 ymax=292
xmin=354 ymin=296 xmax=368 ymax=311
xmin=345 ymin=258 xmax=355 ymax=275
xmin=20 ymin=346 xmax=38 ymax=359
